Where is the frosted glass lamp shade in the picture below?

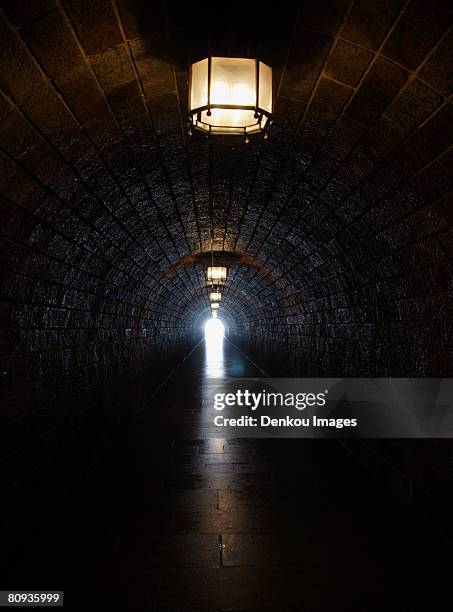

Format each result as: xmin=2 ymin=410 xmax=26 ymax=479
xmin=189 ymin=57 xmax=273 ymax=137
xmin=207 ymin=266 xmax=227 ymax=284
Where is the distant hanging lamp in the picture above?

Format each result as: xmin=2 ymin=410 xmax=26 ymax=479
xmin=210 ymin=291 xmax=222 ymax=302
xmin=189 ymin=57 xmax=273 ymax=141
xmin=211 ymin=303 xmax=220 ymax=311
xmin=206 ymin=266 xmax=227 ymax=285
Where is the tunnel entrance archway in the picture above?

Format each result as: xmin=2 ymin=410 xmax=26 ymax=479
xmin=204 ymin=317 xmax=225 ymax=342
xmin=204 ymin=317 xmax=225 ymax=350
xmin=204 ymin=317 xmax=225 ymax=379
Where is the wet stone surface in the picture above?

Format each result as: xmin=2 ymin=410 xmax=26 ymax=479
xmin=4 ymin=340 xmax=451 ymax=610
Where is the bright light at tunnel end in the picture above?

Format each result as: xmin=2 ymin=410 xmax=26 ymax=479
xmin=204 ymin=317 xmax=225 ymax=342
xmin=204 ymin=317 xmax=225 ymax=378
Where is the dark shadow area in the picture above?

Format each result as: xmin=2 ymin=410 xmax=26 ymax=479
xmin=3 ymin=340 xmax=453 ymax=610
xmin=131 ymin=0 xmax=300 ymax=66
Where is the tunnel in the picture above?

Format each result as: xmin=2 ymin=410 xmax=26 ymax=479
xmin=0 ymin=0 xmax=452 ymax=609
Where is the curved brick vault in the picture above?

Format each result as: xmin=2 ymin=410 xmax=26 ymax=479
xmin=0 ymin=0 xmax=452 ymax=498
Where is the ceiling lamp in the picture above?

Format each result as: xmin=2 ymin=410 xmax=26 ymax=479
xmin=207 ymin=266 xmax=227 ymax=285
xmin=211 ymin=303 xmax=219 ymax=310
xmin=212 ymin=311 xmax=218 ymax=318
xmin=189 ymin=57 xmax=273 ymax=141
xmin=210 ymin=291 xmax=222 ymax=302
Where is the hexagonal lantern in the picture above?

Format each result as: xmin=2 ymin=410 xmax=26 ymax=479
xmin=189 ymin=57 xmax=273 ymax=140
xmin=206 ymin=266 xmax=227 ymax=285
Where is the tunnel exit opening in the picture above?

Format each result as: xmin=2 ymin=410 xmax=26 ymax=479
xmin=204 ymin=317 xmax=225 ymax=342
xmin=204 ymin=317 xmax=225 ymax=378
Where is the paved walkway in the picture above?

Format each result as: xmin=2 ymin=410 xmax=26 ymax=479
xmin=9 ymin=338 xmax=452 ymax=610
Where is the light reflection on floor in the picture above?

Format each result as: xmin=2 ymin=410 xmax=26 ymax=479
xmin=204 ymin=317 xmax=225 ymax=379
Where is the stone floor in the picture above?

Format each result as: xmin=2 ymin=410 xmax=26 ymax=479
xmin=5 ymin=338 xmax=453 ymax=610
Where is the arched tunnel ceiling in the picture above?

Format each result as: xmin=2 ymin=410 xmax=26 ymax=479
xmin=0 ymin=0 xmax=452 ymax=377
